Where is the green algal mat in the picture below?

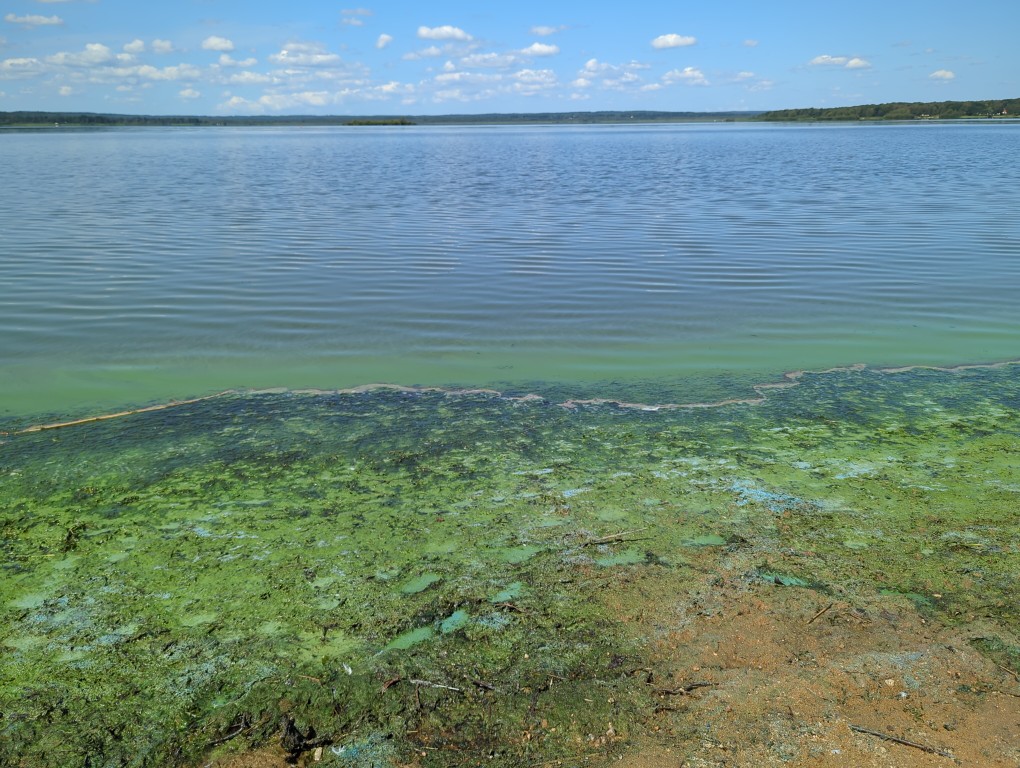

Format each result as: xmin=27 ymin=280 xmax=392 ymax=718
xmin=1 ymin=365 xmax=1018 ymax=766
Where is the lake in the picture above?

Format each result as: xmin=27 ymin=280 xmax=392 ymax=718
xmin=2 ymin=122 xmax=1019 ymax=422
xmin=2 ymin=122 xmax=1019 ymax=767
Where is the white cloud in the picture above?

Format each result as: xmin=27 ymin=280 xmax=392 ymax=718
xmin=930 ymin=69 xmax=955 ymax=80
xmin=341 ymin=18 xmax=364 ymax=27
xmin=403 ymin=45 xmax=443 ymax=61
xmin=5 ymin=14 xmax=64 ymax=28
xmin=1 ymin=57 xmax=43 ymax=78
xmin=735 ymin=71 xmax=755 ymax=80
xmin=342 ymin=8 xmax=372 ymax=16
xmin=376 ymin=33 xmax=393 ymax=49
xmin=513 ymin=68 xmax=556 ymax=94
xmin=133 ymin=63 xmax=203 ymax=81
xmin=58 ymin=85 xmax=72 ymax=96
xmin=218 ymin=54 xmax=257 ymax=67
xmin=651 ymin=33 xmax=697 ymax=49
xmin=152 ymin=39 xmax=174 ymax=54
xmin=123 ymin=39 xmax=145 ymax=55
xmin=743 ymin=39 xmax=759 ymax=47
xmin=640 ymin=83 xmax=663 ymax=92
xmin=417 ymin=25 xmax=472 ymax=41
xmin=663 ymin=66 xmax=708 ymax=86
xmin=47 ymin=43 xmax=115 ymax=67
xmin=810 ymin=55 xmax=849 ymax=66
xmin=179 ymin=88 xmax=200 ymax=99
xmin=459 ymin=51 xmax=521 ymax=68
xmin=202 ymin=36 xmax=235 ymax=52
xmin=810 ymin=54 xmax=872 ymax=70
xmin=269 ymin=42 xmax=341 ymax=66
xmin=531 ymin=25 xmax=565 ymax=36
xmin=521 ymin=42 xmax=559 ymax=56
xmin=435 ymin=71 xmax=502 ymax=85
xmin=513 ymin=68 xmax=555 ymax=85
xmin=224 ymin=70 xmax=273 ymax=85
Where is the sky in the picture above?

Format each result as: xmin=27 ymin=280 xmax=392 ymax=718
xmin=1 ymin=0 xmax=1017 ymax=115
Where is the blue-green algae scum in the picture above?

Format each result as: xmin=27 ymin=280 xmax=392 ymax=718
xmin=2 ymin=364 xmax=1018 ymax=766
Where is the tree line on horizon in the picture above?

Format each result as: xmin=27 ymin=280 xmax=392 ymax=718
xmin=0 ymin=109 xmax=752 ymax=127
xmin=755 ymin=98 xmax=1019 ymax=121
xmin=1 ymin=99 xmax=1017 ymax=127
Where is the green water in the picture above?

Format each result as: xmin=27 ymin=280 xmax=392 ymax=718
xmin=2 ymin=365 xmax=1017 ymax=765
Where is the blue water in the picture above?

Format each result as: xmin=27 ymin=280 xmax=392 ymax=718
xmin=2 ymin=122 xmax=1018 ymax=421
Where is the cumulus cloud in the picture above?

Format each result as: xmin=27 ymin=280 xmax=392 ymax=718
xmin=47 ymin=43 xmax=115 ymax=67
xmin=376 ymin=33 xmax=393 ymax=49
xmin=573 ymin=59 xmax=651 ymax=91
xmin=223 ymin=70 xmax=273 ymax=85
xmin=123 ymin=39 xmax=145 ymax=54
xmin=417 ymin=25 xmax=472 ymax=41
xmin=179 ymin=88 xmax=200 ymax=99
xmin=218 ymin=54 xmax=257 ymax=67
xmin=513 ymin=68 xmax=556 ymax=95
xmin=651 ymin=33 xmax=697 ymax=49
xmin=531 ymin=25 xmax=565 ymax=36
xmin=1 ymin=57 xmax=44 ymax=78
xmin=663 ymin=66 xmax=709 ymax=86
xmin=460 ymin=51 xmax=521 ymax=68
xmin=435 ymin=70 xmax=502 ymax=85
xmin=152 ymin=39 xmax=174 ymax=54
xmin=521 ymin=42 xmax=559 ymax=56
xmin=930 ymin=69 xmax=955 ymax=80
xmin=269 ymin=42 xmax=341 ymax=66
xmin=58 ymin=85 xmax=73 ymax=96
xmin=403 ymin=45 xmax=443 ymax=61
xmin=743 ymin=39 xmax=759 ymax=47
xmin=202 ymin=36 xmax=235 ymax=52
xmin=810 ymin=54 xmax=848 ymax=66
xmin=810 ymin=54 xmax=870 ymax=69
xmin=5 ymin=14 xmax=64 ymax=27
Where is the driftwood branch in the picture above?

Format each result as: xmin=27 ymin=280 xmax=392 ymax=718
xmin=806 ymin=602 xmax=835 ymax=625
xmin=582 ymin=528 xmax=650 ymax=547
xmin=849 ymin=724 xmax=955 ymax=760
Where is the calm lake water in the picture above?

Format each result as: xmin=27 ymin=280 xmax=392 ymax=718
xmin=2 ymin=122 xmax=1019 ymax=421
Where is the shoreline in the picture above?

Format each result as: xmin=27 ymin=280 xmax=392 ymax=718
xmin=8 ymin=357 xmax=1019 ymax=437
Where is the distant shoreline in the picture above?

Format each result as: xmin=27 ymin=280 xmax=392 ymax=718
xmin=2 ymin=97 xmax=1018 ymax=127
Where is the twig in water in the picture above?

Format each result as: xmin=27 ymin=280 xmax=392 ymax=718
xmin=849 ymin=724 xmax=955 ymax=759
xmin=807 ymin=602 xmax=835 ymax=625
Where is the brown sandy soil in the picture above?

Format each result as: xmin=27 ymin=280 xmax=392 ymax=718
xmin=602 ymin=553 xmax=1020 ymax=768
xmin=204 ymin=553 xmax=1018 ymax=768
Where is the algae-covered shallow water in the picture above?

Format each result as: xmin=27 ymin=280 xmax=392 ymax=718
xmin=2 ymin=364 xmax=1018 ymax=765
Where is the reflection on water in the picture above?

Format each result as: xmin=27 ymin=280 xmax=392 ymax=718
xmin=2 ymin=123 xmax=1020 ymax=420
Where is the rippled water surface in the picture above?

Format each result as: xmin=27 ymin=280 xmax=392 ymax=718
xmin=2 ymin=122 xmax=1019 ymax=420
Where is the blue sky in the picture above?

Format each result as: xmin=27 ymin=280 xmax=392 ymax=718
xmin=1 ymin=0 xmax=1016 ymax=115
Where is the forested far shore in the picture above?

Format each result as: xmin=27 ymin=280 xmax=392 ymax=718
xmin=3 ymin=99 xmax=1018 ymax=127
xmin=0 ymin=110 xmax=757 ymax=127
xmin=755 ymin=97 xmax=1020 ymax=121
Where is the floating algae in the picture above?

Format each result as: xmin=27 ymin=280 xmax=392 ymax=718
xmin=1 ymin=365 xmax=1019 ymax=766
